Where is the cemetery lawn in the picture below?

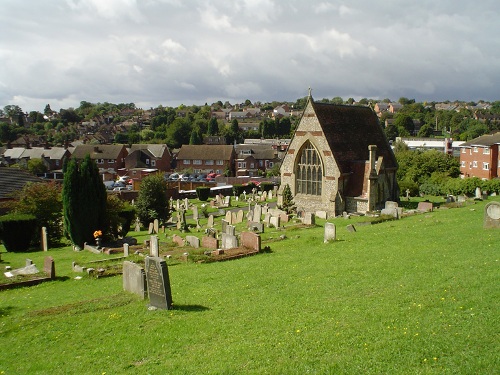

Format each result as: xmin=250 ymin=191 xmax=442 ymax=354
xmin=1 ymin=198 xmax=499 ymax=374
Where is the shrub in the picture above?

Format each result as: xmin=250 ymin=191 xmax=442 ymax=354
xmin=398 ymin=180 xmax=419 ymax=197
xmin=419 ymin=182 xmax=443 ymax=196
xmin=118 ymin=205 xmax=136 ymax=238
xmin=0 ymin=213 xmax=37 ymax=252
xmin=259 ymin=182 xmax=275 ymax=193
xmin=232 ymin=184 xmax=245 ymax=197
xmin=196 ymin=186 xmax=210 ymax=201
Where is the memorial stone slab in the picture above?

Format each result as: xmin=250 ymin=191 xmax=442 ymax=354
xmin=324 ymin=223 xmax=336 ymax=243
xmin=221 ymin=219 xmax=228 ymax=234
xmin=475 ymin=187 xmax=482 ymax=199
xmin=224 ymin=196 xmax=231 ymax=207
xmin=184 ymin=198 xmax=189 ymax=210
xmin=346 ymin=224 xmax=356 ymax=233
xmin=241 ymin=232 xmax=261 ymax=252
xmin=123 ymin=261 xmax=146 ymax=299
xmin=134 ymin=218 xmax=141 ymax=232
xmin=279 ymin=213 xmax=289 ymax=223
xmin=150 ymin=235 xmax=159 ymax=257
xmin=192 ymin=206 xmax=199 ymax=220
xmin=263 ymin=213 xmax=271 ymax=226
xmin=270 ymin=216 xmax=280 ymax=228
xmin=253 ymin=205 xmax=262 ymax=222
xmin=153 ymin=219 xmax=159 ymax=234
xmin=225 ymin=211 xmax=233 ymax=224
xmin=41 ymin=227 xmax=48 ymax=252
xmin=248 ymin=221 xmax=264 ymax=233
xmin=123 ymin=243 xmax=129 ymax=257
xmin=202 ymin=236 xmax=219 ymax=249
xmin=145 ymin=257 xmax=173 ymax=309
xmin=385 ymin=201 xmax=399 ymax=210
xmin=303 ymin=212 xmax=315 ymax=225
xmin=484 ymin=201 xmax=500 ymax=228
xmin=226 ymin=225 xmax=236 ymax=236
xmin=186 ymin=235 xmax=200 ymax=248
xmin=221 ymin=233 xmax=238 ymax=249
xmin=232 ymin=212 xmax=237 ymax=224
xmin=315 ymin=211 xmax=328 ymax=220
xmin=43 ymin=256 xmax=55 ymax=279
xmin=417 ymin=202 xmax=433 ymax=212
xmin=207 ymin=215 xmax=214 ymax=228
xmin=172 ymin=234 xmax=185 ymax=247
xmin=148 ymin=222 xmax=154 ymax=234
xmin=236 ymin=210 xmax=244 ymax=224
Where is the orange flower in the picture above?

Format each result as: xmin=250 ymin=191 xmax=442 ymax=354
xmin=93 ymin=230 xmax=102 ymax=238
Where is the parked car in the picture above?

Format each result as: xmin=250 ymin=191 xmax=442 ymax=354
xmin=104 ymin=181 xmax=115 ymax=190
xmin=113 ymin=186 xmax=127 ymax=192
xmin=168 ymin=173 xmax=179 ymax=181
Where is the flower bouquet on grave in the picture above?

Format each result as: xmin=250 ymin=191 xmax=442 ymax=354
xmin=93 ymin=230 xmax=103 ymax=248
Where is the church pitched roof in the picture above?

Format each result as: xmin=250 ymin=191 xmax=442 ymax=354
xmin=311 ymin=100 xmax=397 ymax=173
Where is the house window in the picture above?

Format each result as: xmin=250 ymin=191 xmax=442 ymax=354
xmin=108 ymin=159 xmax=114 ymax=164
xmin=250 ymin=163 xmax=254 ymax=168
xmin=151 ymin=160 xmax=156 ymax=167
xmin=96 ymin=159 xmax=104 ymax=164
xmin=56 ymin=160 xmax=60 ymax=166
xmin=193 ymin=159 xmax=202 ymax=165
xmin=241 ymin=150 xmax=251 ymax=155
xmin=183 ymin=159 xmax=190 ymax=165
xmin=483 ymin=162 xmax=489 ymax=170
xmin=259 ymin=160 xmax=263 ymax=167
xmin=146 ymin=159 xmax=150 ymax=165
xmin=206 ymin=160 xmax=214 ymax=165
xmin=461 ymin=148 xmax=466 ymax=154
xmin=473 ymin=161 xmax=478 ymax=168
xmin=461 ymin=161 xmax=465 ymax=167
xmin=216 ymin=160 xmax=224 ymax=165
xmin=295 ymin=141 xmax=322 ymax=196
xmin=216 ymin=169 xmax=221 ymax=174
xmin=269 ymin=162 xmax=274 ymax=167
xmin=473 ymin=147 xmax=478 ymax=153
xmin=483 ymin=148 xmax=490 ymax=155
xmin=194 ymin=169 xmax=201 ymax=173
xmin=238 ymin=162 xmax=246 ymax=169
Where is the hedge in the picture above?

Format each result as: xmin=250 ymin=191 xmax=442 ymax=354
xmin=0 ymin=213 xmax=38 ymax=252
xmin=118 ymin=206 xmax=136 ymax=237
xmin=196 ymin=186 xmax=211 ymax=201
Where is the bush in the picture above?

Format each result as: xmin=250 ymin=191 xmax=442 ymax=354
xmin=232 ymin=184 xmax=245 ymax=197
xmin=259 ymin=182 xmax=275 ymax=193
xmin=118 ymin=205 xmax=136 ymax=237
xmin=419 ymin=182 xmax=443 ymax=196
xmin=398 ymin=180 xmax=419 ymax=197
xmin=196 ymin=186 xmax=210 ymax=201
xmin=0 ymin=213 xmax=37 ymax=252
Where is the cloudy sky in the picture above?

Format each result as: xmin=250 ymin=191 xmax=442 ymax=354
xmin=1 ymin=0 xmax=499 ymax=112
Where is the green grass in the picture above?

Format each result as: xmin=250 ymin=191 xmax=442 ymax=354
xmin=0 ymin=198 xmax=499 ymax=374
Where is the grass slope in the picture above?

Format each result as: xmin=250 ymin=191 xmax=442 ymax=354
xmin=0 ymin=199 xmax=499 ymax=374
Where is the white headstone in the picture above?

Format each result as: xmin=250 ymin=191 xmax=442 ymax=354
xmin=324 ymin=223 xmax=336 ymax=242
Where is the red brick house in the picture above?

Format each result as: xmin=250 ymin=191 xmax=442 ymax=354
xmin=71 ymin=144 xmax=128 ymax=181
xmin=459 ymin=132 xmax=500 ymax=180
xmin=176 ymin=145 xmax=235 ymax=176
xmin=125 ymin=144 xmax=172 ymax=172
xmin=234 ymin=144 xmax=280 ymax=176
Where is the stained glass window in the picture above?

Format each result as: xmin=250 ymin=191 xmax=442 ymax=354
xmin=296 ymin=141 xmax=322 ymax=195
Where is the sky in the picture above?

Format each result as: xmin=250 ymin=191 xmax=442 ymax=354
xmin=1 ymin=0 xmax=499 ymax=113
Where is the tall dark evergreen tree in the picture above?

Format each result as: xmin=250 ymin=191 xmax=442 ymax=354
xmin=62 ymin=155 xmax=107 ymax=248
xmin=207 ymin=117 xmax=218 ymax=136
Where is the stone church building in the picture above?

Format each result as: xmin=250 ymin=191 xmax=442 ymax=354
xmin=279 ymin=95 xmax=398 ymax=216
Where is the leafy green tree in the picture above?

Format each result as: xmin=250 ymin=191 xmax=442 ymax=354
xmin=62 ymin=156 xmax=107 ymax=248
xmin=8 ymin=181 xmax=63 ymax=246
xmin=27 ymin=159 xmax=48 ymax=175
xmin=417 ymin=124 xmax=434 ymax=137
xmin=394 ymin=114 xmax=415 ymax=135
xmin=207 ymin=117 xmax=218 ymax=136
xmin=189 ymin=126 xmax=203 ymax=145
xmin=135 ymin=174 xmax=169 ymax=226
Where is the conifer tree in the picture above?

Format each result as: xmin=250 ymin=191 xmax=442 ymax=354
xmin=280 ymin=183 xmax=296 ymax=214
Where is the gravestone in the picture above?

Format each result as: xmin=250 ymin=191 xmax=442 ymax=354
xmin=41 ymin=227 xmax=48 ymax=252
xmin=263 ymin=213 xmax=271 ymax=226
xmin=123 ymin=243 xmax=129 ymax=257
xmin=279 ymin=213 xmax=289 ymax=223
xmin=324 ymin=223 xmax=336 ymax=243
xmin=224 ymin=196 xmax=231 ymax=207
xmin=172 ymin=234 xmax=185 ymax=247
xmin=134 ymin=218 xmax=141 ymax=232
xmin=207 ymin=215 xmax=214 ymax=228
xmin=236 ymin=210 xmax=244 ymax=224
xmin=262 ymin=191 xmax=267 ymax=201
xmin=346 ymin=224 xmax=356 ymax=233
xmin=270 ymin=216 xmax=280 ymax=228
xmin=150 ymin=235 xmax=159 ymax=257
xmin=303 ymin=212 xmax=315 ymax=225
xmin=232 ymin=212 xmax=237 ymax=224
xmin=176 ymin=199 xmax=180 ymax=210
xmin=202 ymin=236 xmax=219 ymax=249
xmin=192 ymin=205 xmax=199 ymax=220
xmin=148 ymin=222 xmax=154 ymax=234
xmin=315 ymin=211 xmax=327 ymax=219
xmin=186 ymin=235 xmax=200 ymax=248
xmin=253 ymin=205 xmax=262 ymax=222
xmin=385 ymin=201 xmax=399 ymax=210
xmin=226 ymin=225 xmax=236 ymax=236
xmin=123 ymin=261 xmax=146 ymax=299
xmin=225 ymin=211 xmax=233 ymax=224
xmin=417 ymin=202 xmax=433 ymax=212
xmin=221 ymin=233 xmax=238 ymax=249
xmin=145 ymin=257 xmax=173 ymax=310
xmin=381 ymin=207 xmax=399 ymax=219
xmin=26 ymin=258 xmax=33 ymax=266
xmin=221 ymin=219 xmax=228 ymax=234
xmin=457 ymin=195 xmax=467 ymax=203
xmin=268 ymin=191 xmax=273 ymax=200
xmin=153 ymin=219 xmax=159 ymax=234
xmin=241 ymin=232 xmax=261 ymax=252
xmin=484 ymin=201 xmax=500 ymax=228
xmin=43 ymin=256 xmax=55 ymax=279
xmin=248 ymin=221 xmax=264 ymax=233
xmin=184 ymin=198 xmax=189 ymax=210
xmin=475 ymin=187 xmax=482 ymax=199
xmin=342 ymin=211 xmax=350 ymax=219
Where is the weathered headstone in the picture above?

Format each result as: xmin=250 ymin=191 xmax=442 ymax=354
xmin=123 ymin=261 xmax=146 ymax=299
xmin=221 ymin=233 xmax=238 ymax=249
xmin=342 ymin=211 xmax=350 ymax=219
xmin=385 ymin=201 xmax=399 ymax=210
xmin=225 ymin=211 xmax=233 ymax=224
xmin=315 ymin=211 xmax=327 ymax=219
xmin=231 ymin=212 xmax=237 ymax=224
xmin=262 ymin=191 xmax=267 ymax=201
xmin=303 ymin=212 xmax=315 ymax=225
xmin=150 ymin=235 xmax=159 ymax=257
xmin=236 ymin=210 xmax=244 ymax=224
xmin=253 ymin=205 xmax=262 ymax=222
xmin=134 ymin=218 xmax=141 ymax=232
xmin=224 ymin=196 xmax=231 ymax=207
xmin=484 ymin=201 xmax=500 ymax=228
xmin=270 ymin=216 xmax=280 ymax=228
xmin=43 ymin=256 xmax=55 ymax=279
xmin=324 ymin=223 xmax=336 ymax=242
xmin=41 ymin=227 xmax=48 ymax=252
xmin=202 ymin=236 xmax=219 ymax=249
xmin=417 ymin=202 xmax=433 ymax=212
xmin=148 ymin=222 xmax=154 ymax=234
xmin=186 ymin=235 xmax=200 ymax=248
xmin=123 ymin=243 xmax=130 ymax=256
xmin=248 ymin=221 xmax=264 ymax=233
xmin=184 ymin=198 xmax=189 ymax=210
xmin=475 ymin=187 xmax=482 ymax=199
xmin=192 ymin=205 xmax=199 ymax=220
xmin=207 ymin=215 xmax=214 ymax=228
xmin=381 ymin=207 xmax=399 ymax=218
xmin=153 ymin=219 xmax=159 ymax=234
xmin=279 ymin=213 xmax=289 ymax=223
xmin=268 ymin=191 xmax=273 ymax=200
xmin=145 ymin=257 xmax=173 ymax=310
xmin=221 ymin=219 xmax=228 ymax=234
xmin=226 ymin=225 xmax=236 ymax=236
xmin=172 ymin=234 xmax=185 ymax=247
xmin=26 ymin=258 xmax=33 ymax=266
xmin=263 ymin=213 xmax=271 ymax=226
xmin=241 ymin=231 xmax=261 ymax=252
xmin=346 ymin=224 xmax=356 ymax=233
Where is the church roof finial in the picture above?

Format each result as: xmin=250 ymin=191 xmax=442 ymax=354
xmin=308 ymin=87 xmax=312 ymax=98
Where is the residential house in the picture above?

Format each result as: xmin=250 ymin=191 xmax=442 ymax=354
xmin=0 ymin=167 xmax=45 ymax=213
xmin=234 ymin=144 xmax=280 ymax=177
xmin=459 ymin=132 xmax=500 ymax=180
xmin=373 ymin=103 xmax=389 ymax=117
xmin=273 ymin=104 xmax=291 ymax=118
xmin=10 ymin=135 xmax=46 ymax=148
xmin=176 ymin=145 xmax=236 ymax=176
xmin=203 ymin=136 xmax=227 ymax=145
xmin=125 ymin=144 xmax=172 ymax=172
xmin=388 ymin=102 xmax=403 ymax=113
xmin=279 ymin=95 xmax=398 ymax=215
xmin=71 ymin=144 xmax=128 ymax=181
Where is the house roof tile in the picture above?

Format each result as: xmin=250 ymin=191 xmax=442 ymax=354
xmin=177 ymin=145 xmax=234 ymax=160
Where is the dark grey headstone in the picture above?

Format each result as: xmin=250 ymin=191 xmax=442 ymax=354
xmin=145 ymin=257 xmax=173 ymax=309
xmin=44 ymin=256 xmax=55 ymax=279
xmin=346 ymin=224 xmax=356 ymax=233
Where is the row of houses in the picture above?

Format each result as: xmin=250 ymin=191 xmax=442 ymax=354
xmin=0 ymin=140 xmax=286 ymax=181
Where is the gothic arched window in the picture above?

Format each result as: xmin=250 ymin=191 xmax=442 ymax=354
xmin=296 ymin=141 xmax=322 ymax=195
